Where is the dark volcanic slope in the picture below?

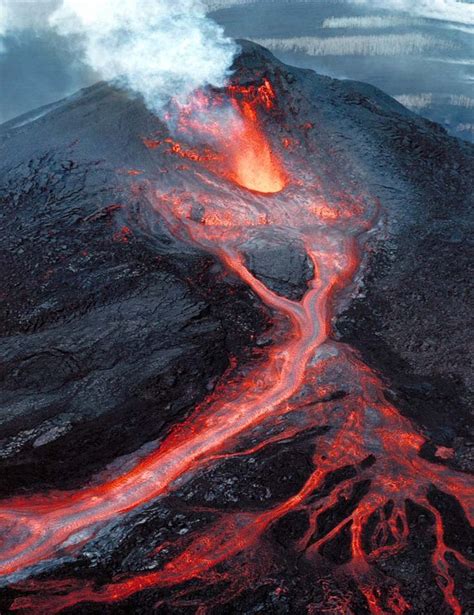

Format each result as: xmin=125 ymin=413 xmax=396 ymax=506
xmin=0 ymin=41 xmax=473 ymax=614
xmin=0 ymin=81 xmax=270 ymax=494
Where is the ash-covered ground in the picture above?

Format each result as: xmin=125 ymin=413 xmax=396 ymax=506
xmin=0 ymin=42 xmax=472 ymax=614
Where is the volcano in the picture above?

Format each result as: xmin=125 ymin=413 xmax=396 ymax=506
xmin=0 ymin=41 xmax=473 ymax=614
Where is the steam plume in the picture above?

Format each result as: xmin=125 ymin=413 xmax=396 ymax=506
xmin=47 ymin=0 xmax=238 ymax=115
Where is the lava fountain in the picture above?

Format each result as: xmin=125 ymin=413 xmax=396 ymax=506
xmin=225 ymin=84 xmax=286 ymax=193
xmin=2 ymin=78 xmax=473 ymax=615
xmin=160 ymin=78 xmax=287 ymax=194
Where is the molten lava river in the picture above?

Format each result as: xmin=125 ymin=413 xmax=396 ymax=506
xmin=1 ymin=80 xmax=473 ymax=614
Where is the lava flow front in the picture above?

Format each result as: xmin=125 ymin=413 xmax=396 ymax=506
xmin=1 ymin=78 xmax=473 ymax=615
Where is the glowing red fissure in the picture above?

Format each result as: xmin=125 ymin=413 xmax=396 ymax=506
xmin=3 ymin=82 xmax=474 ymax=615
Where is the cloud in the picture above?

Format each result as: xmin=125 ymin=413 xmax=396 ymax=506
xmin=322 ymin=16 xmax=424 ymax=29
xmin=204 ymin=0 xmax=349 ymax=10
xmin=395 ymin=93 xmax=434 ymax=109
xmin=449 ymin=94 xmax=474 ymax=108
xmin=395 ymin=93 xmax=474 ymax=110
xmin=204 ymin=0 xmax=256 ymax=10
xmin=426 ymin=57 xmax=474 ymax=65
xmin=254 ymin=33 xmax=456 ymax=56
xmin=352 ymin=0 xmax=474 ymax=26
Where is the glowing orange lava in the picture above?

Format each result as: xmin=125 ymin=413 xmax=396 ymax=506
xmin=1 ymin=79 xmax=473 ymax=615
xmin=226 ymin=99 xmax=286 ymax=193
xmin=145 ymin=78 xmax=286 ymax=193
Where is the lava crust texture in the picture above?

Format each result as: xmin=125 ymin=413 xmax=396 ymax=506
xmin=0 ymin=41 xmax=473 ymax=615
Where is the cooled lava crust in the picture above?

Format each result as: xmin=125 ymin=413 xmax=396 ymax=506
xmin=0 ymin=41 xmax=473 ymax=614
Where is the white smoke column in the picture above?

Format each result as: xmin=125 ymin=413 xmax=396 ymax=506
xmin=48 ymin=0 xmax=238 ymax=115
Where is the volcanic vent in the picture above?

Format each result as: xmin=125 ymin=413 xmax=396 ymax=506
xmin=0 ymin=42 xmax=473 ymax=614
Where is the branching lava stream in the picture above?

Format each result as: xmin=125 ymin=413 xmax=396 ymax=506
xmin=1 ymin=80 xmax=473 ymax=614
